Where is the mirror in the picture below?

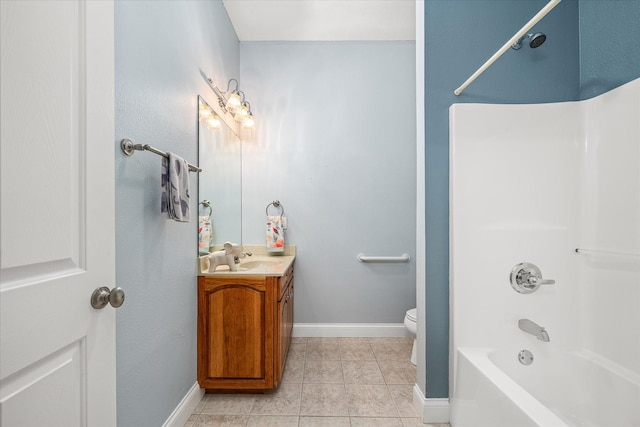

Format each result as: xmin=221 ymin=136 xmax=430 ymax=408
xmin=197 ymin=95 xmax=242 ymax=253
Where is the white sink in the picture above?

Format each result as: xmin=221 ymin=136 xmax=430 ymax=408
xmin=241 ymin=259 xmax=283 ymax=269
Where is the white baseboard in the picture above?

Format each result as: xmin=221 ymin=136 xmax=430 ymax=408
xmin=292 ymin=323 xmax=411 ymax=338
xmin=163 ymin=382 xmax=204 ymax=427
xmin=413 ymin=384 xmax=450 ymax=424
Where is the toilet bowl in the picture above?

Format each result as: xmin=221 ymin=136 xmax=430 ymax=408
xmin=404 ymin=308 xmax=417 ymax=366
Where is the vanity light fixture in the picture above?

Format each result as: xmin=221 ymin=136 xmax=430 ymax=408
xmin=198 ymin=98 xmax=221 ymax=131
xmin=206 ymin=75 xmax=257 ymax=130
xmin=241 ymin=102 xmax=255 ymax=129
xmin=207 ymin=115 xmax=222 ymax=130
xmin=234 ymin=95 xmax=249 ymax=123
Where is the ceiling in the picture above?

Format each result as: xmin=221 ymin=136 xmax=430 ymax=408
xmin=222 ymin=0 xmax=416 ymax=41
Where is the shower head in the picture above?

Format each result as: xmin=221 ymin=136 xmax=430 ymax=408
xmin=511 ymin=32 xmax=547 ymax=50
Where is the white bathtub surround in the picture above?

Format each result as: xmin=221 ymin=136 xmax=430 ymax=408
xmin=450 ymin=78 xmax=640 ymax=426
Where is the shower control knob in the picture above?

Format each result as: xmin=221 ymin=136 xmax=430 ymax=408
xmin=510 ymin=263 xmax=555 ymax=294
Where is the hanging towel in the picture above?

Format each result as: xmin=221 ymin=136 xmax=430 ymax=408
xmin=198 ymin=215 xmax=213 ymax=254
xmin=161 ymin=152 xmax=190 ymax=222
xmin=266 ymin=215 xmax=285 ymax=252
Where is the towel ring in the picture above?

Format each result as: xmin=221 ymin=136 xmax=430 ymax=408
xmin=200 ymin=200 xmax=213 ymax=217
xmin=266 ymin=200 xmax=285 ymax=216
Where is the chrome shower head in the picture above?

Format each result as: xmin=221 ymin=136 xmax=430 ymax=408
xmin=511 ymin=32 xmax=547 ymax=50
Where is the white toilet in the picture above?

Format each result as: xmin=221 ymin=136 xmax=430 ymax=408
xmin=404 ymin=308 xmax=417 ymax=366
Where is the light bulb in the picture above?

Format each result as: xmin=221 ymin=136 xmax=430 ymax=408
xmin=234 ymin=104 xmax=248 ymax=122
xmin=199 ymin=106 xmax=212 ymax=121
xmin=225 ymin=92 xmax=241 ymax=112
xmin=241 ymin=113 xmax=255 ymax=129
xmin=207 ymin=115 xmax=221 ymax=130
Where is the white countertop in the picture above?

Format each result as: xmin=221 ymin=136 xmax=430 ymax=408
xmin=198 ymin=245 xmax=295 ymax=277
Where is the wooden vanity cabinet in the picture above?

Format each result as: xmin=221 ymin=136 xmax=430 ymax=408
xmin=276 ymin=265 xmax=294 ymax=381
xmin=197 ymin=264 xmax=294 ymax=391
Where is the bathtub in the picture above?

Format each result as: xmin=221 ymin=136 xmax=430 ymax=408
xmin=450 ymin=347 xmax=640 ymax=427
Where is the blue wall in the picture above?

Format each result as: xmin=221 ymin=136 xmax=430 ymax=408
xmin=579 ymin=0 xmax=640 ymax=99
xmin=424 ymin=0 xmax=640 ymax=399
xmin=114 ymin=1 xmax=238 ymax=425
xmin=423 ymin=0 xmax=580 ymax=398
xmin=239 ymin=42 xmax=417 ymax=325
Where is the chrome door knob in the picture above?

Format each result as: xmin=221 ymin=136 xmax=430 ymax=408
xmin=91 ymin=286 xmax=126 ymax=309
xmin=510 ymin=263 xmax=555 ymax=294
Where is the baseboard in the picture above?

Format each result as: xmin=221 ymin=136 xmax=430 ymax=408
xmin=413 ymin=384 xmax=450 ymax=424
xmin=292 ymin=323 xmax=411 ymax=338
xmin=162 ymin=382 xmax=204 ymax=427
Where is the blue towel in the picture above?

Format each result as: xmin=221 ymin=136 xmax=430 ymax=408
xmin=161 ymin=153 xmax=190 ymax=222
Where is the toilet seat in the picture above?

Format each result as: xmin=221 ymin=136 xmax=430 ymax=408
xmin=404 ymin=308 xmax=417 ymax=366
xmin=405 ymin=308 xmax=417 ymax=322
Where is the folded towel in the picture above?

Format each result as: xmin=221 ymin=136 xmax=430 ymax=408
xmin=198 ymin=215 xmax=212 ymax=254
xmin=266 ymin=215 xmax=285 ymax=252
xmin=161 ymin=152 xmax=190 ymax=222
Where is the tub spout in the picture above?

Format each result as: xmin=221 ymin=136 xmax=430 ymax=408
xmin=518 ymin=319 xmax=550 ymax=342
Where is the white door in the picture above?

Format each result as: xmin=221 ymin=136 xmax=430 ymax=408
xmin=0 ymin=1 xmax=116 ymax=426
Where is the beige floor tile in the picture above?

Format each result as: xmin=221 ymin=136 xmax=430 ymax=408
xmin=345 ymin=384 xmax=399 ymax=418
xmin=186 ymin=337 xmax=420 ymax=426
xmin=201 ymin=394 xmax=256 ymax=415
xmin=342 ymin=360 xmax=385 ymax=384
xmin=306 ymin=338 xmax=341 ymax=360
xmin=338 ymin=339 xmax=376 ymax=360
xmin=401 ymin=418 xmax=427 ymax=426
xmin=193 ymin=396 xmax=207 ymax=414
xmin=377 ymin=359 xmax=417 ymax=384
xmin=388 ymin=384 xmax=419 ymax=417
xmin=182 ymin=414 xmax=199 ymax=427
xmin=370 ymin=338 xmax=414 ymax=361
xmin=281 ymin=358 xmax=304 ymax=383
xmin=194 ymin=414 xmax=248 ymax=426
xmin=245 ymin=415 xmax=299 ymax=426
xmin=306 ymin=337 xmax=339 ymax=346
xmin=288 ymin=342 xmax=307 ymax=361
xmin=298 ymin=416 xmax=351 ymax=426
xmin=303 ymin=360 xmax=344 ymax=383
xmin=249 ymin=383 xmax=301 ymax=416
xmin=299 ymin=383 xmax=349 ymax=416
xmin=350 ymin=417 xmax=404 ymax=426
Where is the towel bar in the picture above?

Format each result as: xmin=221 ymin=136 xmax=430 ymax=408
xmin=266 ymin=200 xmax=285 ymax=216
xmin=357 ymin=254 xmax=411 ymax=263
xmin=121 ymin=139 xmax=202 ymax=172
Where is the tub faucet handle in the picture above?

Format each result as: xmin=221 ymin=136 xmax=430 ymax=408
xmin=527 ymin=276 xmax=555 ymax=286
xmin=510 ymin=262 xmax=555 ymax=294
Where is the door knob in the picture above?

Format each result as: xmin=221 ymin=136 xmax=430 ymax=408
xmin=91 ymin=286 xmax=125 ymax=309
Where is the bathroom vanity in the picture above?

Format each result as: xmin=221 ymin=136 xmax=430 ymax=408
xmin=197 ymin=251 xmax=295 ymax=391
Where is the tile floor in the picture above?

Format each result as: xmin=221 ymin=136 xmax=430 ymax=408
xmin=184 ymin=337 xmax=451 ymax=427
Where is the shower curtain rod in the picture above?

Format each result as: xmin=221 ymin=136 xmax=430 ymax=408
xmin=454 ymin=0 xmax=561 ymax=96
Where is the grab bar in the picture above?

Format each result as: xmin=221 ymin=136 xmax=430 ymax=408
xmin=357 ymin=254 xmax=411 ymax=263
xmin=120 ymin=139 xmax=202 ymax=172
xmin=575 ymin=248 xmax=640 ymax=260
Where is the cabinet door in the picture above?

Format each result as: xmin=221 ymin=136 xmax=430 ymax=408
xmin=198 ymin=277 xmax=274 ymax=389
xmin=277 ymin=278 xmax=294 ymax=381
xmin=284 ymin=282 xmax=294 ymax=359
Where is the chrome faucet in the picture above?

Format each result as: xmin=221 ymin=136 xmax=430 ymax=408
xmin=234 ymin=252 xmax=253 ymax=264
xmin=518 ymin=319 xmax=550 ymax=342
